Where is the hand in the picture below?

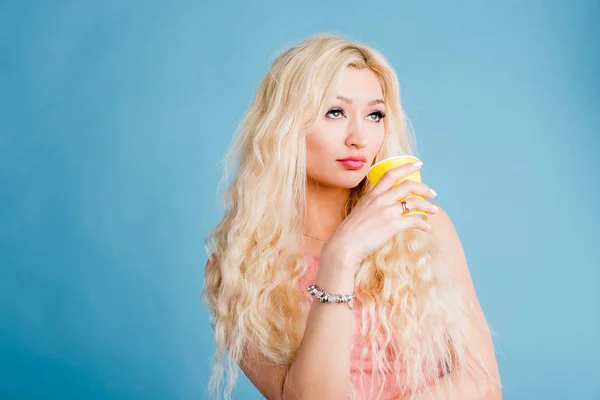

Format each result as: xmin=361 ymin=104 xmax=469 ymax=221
xmin=323 ymin=161 xmax=439 ymax=268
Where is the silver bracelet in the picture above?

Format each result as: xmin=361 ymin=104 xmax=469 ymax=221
xmin=307 ymin=284 xmax=355 ymax=310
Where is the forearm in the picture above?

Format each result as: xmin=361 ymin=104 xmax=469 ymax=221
xmin=283 ymin=252 xmax=356 ymax=399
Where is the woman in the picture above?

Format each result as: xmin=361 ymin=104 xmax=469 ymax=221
xmin=202 ymin=33 xmax=501 ymax=400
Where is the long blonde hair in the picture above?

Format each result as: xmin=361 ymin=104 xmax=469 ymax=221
xmin=202 ymin=33 xmax=494 ymax=399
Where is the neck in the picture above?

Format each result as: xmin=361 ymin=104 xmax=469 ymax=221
xmin=304 ymin=179 xmax=350 ymax=241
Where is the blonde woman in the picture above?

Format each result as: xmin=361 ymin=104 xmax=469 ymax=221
xmin=202 ymin=33 xmax=501 ymax=400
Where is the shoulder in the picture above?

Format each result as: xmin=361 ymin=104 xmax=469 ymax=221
xmin=427 ymin=208 xmax=503 ymax=396
xmin=426 ymin=206 xmax=469 ymax=281
xmin=427 ymin=206 xmax=484 ymax=323
xmin=427 ymin=206 xmax=457 ymax=241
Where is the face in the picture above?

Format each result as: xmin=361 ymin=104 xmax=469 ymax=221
xmin=306 ymin=67 xmax=386 ymax=189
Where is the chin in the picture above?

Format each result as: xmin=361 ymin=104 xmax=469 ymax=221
xmin=337 ymin=175 xmax=367 ymax=189
xmin=309 ymin=171 xmax=367 ymax=189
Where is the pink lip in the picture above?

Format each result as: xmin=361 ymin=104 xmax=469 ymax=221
xmin=337 ymin=156 xmax=367 ymax=162
xmin=337 ymin=160 xmax=366 ymax=170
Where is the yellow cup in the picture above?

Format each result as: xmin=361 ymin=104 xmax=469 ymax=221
xmin=367 ymin=155 xmax=428 ymax=220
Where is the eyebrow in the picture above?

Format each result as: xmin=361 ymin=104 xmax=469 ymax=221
xmin=336 ymin=95 xmax=385 ymax=106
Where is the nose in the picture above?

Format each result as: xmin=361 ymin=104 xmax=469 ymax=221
xmin=344 ymin=118 xmax=368 ymax=149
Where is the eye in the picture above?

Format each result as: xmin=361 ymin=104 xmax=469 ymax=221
xmin=367 ymin=111 xmax=387 ymax=122
xmin=326 ymin=108 xmax=345 ymax=119
xmin=325 ymin=108 xmax=387 ymax=122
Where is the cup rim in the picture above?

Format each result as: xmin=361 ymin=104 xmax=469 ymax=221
xmin=368 ymin=155 xmax=421 ymax=173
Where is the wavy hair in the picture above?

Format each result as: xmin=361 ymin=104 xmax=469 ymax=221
xmin=201 ymin=33 xmax=495 ymax=399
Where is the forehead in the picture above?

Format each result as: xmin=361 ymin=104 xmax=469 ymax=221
xmin=335 ymin=67 xmax=384 ymax=101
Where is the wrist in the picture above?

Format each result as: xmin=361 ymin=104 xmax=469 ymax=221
xmin=321 ymin=241 xmax=362 ymax=271
xmin=315 ymin=247 xmax=360 ymax=294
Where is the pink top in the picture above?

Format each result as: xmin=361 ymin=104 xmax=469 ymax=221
xmin=298 ymin=253 xmax=412 ymax=399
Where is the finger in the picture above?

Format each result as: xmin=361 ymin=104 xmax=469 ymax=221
xmin=369 ymin=161 xmax=423 ymax=196
xmin=403 ymin=196 xmax=440 ymax=215
xmin=379 ymin=179 xmax=436 ymax=204
xmin=394 ymin=212 xmax=432 ymax=232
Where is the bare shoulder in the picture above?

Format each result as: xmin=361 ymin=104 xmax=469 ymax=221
xmin=426 ymin=205 xmax=451 ymax=231
xmin=426 ymin=206 xmax=458 ymax=243
xmin=426 ymin=206 xmax=480 ymax=303
xmin=426 ymin=206 xmax=469 ymax=278
xmin=426 ymin=206 xmax=503 ymax=398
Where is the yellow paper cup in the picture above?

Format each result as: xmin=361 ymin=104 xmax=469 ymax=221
xmin=367 ymin=155 xmax=428 ymax=220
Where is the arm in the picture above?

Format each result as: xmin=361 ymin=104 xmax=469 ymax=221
xmin=205 ymin=250 xmax=357 ymax=400
xmin=405 ymin=208 xmax=502 ymax=400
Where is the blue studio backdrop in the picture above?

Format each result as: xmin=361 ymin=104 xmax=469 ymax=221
xmin=1 ymin=1 xmax=598 ymax=399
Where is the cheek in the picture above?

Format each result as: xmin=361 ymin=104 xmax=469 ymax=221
xmin=306 ymin=131 xmax=335 ymax=158
xmin=368 ymin=130 xmax=386 ymax=156
xmin=305 ymin=134 xmax=337 ymax=177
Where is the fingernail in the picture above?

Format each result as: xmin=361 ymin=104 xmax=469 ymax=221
xmin=432 ymin=205 xmax=439 ymax=212
xmin=413 ymin=161 xmax=423 ymax=167
xmin=431 ymin=189 xmax=437 ymax=196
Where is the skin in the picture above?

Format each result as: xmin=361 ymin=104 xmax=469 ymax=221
xmin=206 ymin=66 xmax=501 ymax=399
xmin=302 ymin=67 xmax=434 ymax=260
xmin=303 ymin=67 xmax=388 ymax=254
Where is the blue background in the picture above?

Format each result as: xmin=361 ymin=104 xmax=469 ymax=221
xmin=1 ymin=0 xmax=598 ymax=399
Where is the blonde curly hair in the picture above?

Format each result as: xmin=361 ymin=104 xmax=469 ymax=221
xmin=201 ymin=33 xmax=493 ymax=399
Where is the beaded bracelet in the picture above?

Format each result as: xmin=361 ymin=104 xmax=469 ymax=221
xmin=307 ymin=284 xmax=355 ymax=310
